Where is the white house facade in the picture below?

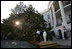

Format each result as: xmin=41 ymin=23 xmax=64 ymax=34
xmin=41 ymin=1 xmax=71 ymax=40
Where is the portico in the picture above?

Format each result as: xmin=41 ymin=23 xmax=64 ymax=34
xmin=41 ymin=1 xmax=71 ymax=40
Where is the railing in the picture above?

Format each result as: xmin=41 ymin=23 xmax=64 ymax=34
xmin=55 ymin=3 xmax=71 ymax=14
xmin=56 ymin=24 xmax=62 ymax=27
xmin=64 ymin=3 xmax=71 ymax=9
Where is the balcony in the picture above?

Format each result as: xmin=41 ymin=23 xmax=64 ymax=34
xmin=56 ymin=23 xmax=62 ymax=27
xmin=55 ymin=3 xmax=71 ymax=14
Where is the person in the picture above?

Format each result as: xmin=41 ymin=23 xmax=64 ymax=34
xmin=43 ymin=30 xmax=47 ymax=42
xmin=40 ymin=30 xmax=43 ymax=41
xmin=36 ymin=29 xmax=40 ymax=34
xmin=49 ymin=31 xmax=55 ymax=40
xmin=64 ymin=29 xmax=68 ymax=40
xmin=36 ymin=29 xmax=40 ymax=42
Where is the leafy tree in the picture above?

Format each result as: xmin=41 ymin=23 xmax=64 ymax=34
xmin=1 ymin=2 xmax=46 ymax=41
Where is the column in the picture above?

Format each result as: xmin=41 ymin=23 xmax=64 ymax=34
xmin=52 ymin=4 xmax=57 ymax=34
xmin=52 ymin=4 xmax=57 ymax=28
xmin=58 ymin=1 xmax=67 ymax=28
xmin=49 ymin=9 xmax=53 ymax=27
xmin=61 ymin=29 xmax=65 ymax=40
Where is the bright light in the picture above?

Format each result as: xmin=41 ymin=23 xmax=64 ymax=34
xmin=15 ymin=21 xmax=20 ymax=25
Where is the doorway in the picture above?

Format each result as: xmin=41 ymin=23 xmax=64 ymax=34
xmin=58 ymin=30 xmax=62 ymax=39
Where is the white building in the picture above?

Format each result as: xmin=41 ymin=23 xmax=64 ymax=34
xmin=41 ymin=1 xmax=71 ymax=40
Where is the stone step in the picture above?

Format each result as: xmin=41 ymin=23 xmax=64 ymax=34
xmin=37 ymin=41 xmax=59 ymax=48
xmin=37 ymin=41 xmax=57 ymax=45
xmin=40 ymin=44 xmax=58 ymax=48
xmin=29 ymin=41 xmax=59 ymax=48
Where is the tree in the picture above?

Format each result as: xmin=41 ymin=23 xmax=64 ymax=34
xmin=1 ymin=2 xmax=46 ymax=41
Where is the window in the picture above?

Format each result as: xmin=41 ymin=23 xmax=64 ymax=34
xmin=67 ymin=15 xmax=71 ymax=24
xmin=48 ymin=23 xmax=51 ymax=27
xmin=65 ymin=1 xmax=71 ymax=5
xmin=63 ymin=1 xmax=71 ymax=6
xmin=48 ymin=15 xmax=50 ymax=19
xmin=69 ymin=15 xmax=71 ymax=20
